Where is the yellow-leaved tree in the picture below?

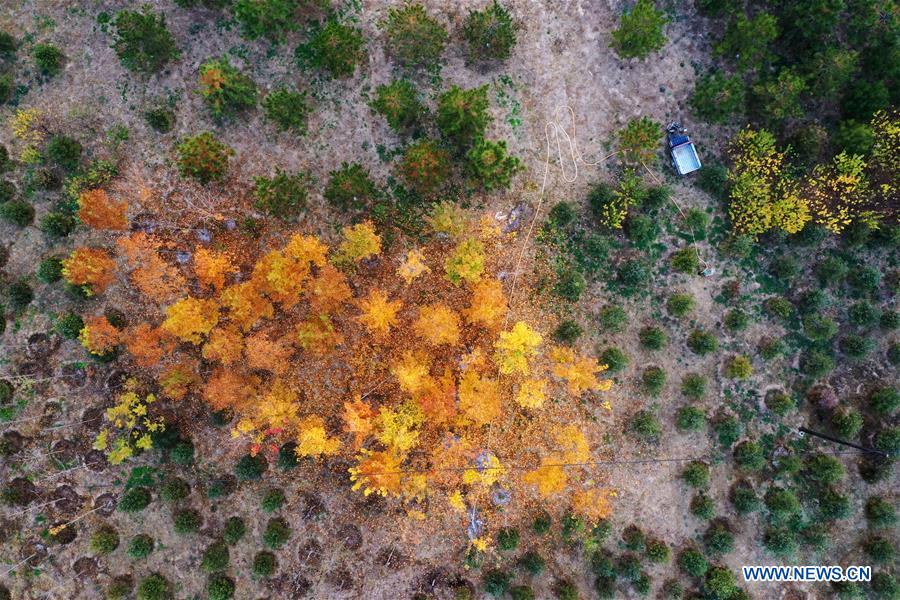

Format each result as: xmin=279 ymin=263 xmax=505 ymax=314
xmin=427 ymin=201 xmax=468 ymax=238
xmin=516 ymin=378 xmax=548 ymax=409
xmin=94 ymin=388 xmax=164 ymax=465
xmin=376 ymin=401 xmax=423 ymax=453
xmin=162 ymin=297 xmax=220 ymax=344
xmin=125 ymin=323 xmax=175 ymax=367
xmin=284 ymin=233 xmax=329 ymax=266
xmin=727 ymin=127 xmax=810 ymax=235
xmin=350 ymin=449 xmax=404 ymax=496
xmin=414 ymin=304 xmax=460 ymax=345
xmin=308 ymin=265 xmax=351 ymax=313
xmin=116 ymin=233 xmax=185 ymax=303
xmin=524 ymin=425 xmax=591 ymax=497
xmin=254 ymin=379 xmax=298 ymax=431
xmin=296 ymin=416 xmax=341 ymax=457
xmin=464 ymin=278 xmax=508 ymax=328
xmin=444 ymin=238 xmax=485 ymax=285
xmin=220 ymin=282 xmax=273 ymax=331
xmin=296 ymin=314 xmax=343 ymax=354
xmin=204 ymin=369 xmax=258 ymax=413
xmin=397 ymin=249 xmax=430 ymax=284
xmin=251 ymin=249 xmax=308 ymax=308
xmin=357 ymin=289 xmax=402 ymax=335
xmin=495 ymin=321 xmax=542 ymax=375
xmin=522 ymin=460 xmax=568 ymax=497
xmin=415 ymin=369 xmax=456 ymax=424
xmin=245 ymin=331 xmax=294 ymax=374
xmin=202 ymin=326 xmax=245 ymax=365
xmin=803 ymin=152 xmax=872 ymax=233
xmin=158 ymin=359 xmax=199 ymax=401
xmin=101 ymin=209 xmax=618 ymax=538
xmin=458 ymin=370 xmax=501 ymax=425
xmin=550 ymin=346 xmax=613 ymax=395
xmin=343 ymin=397 xmax=376 ymax=448
xmin=337 ymin=221 xmax=381 ymax=263
xmin=572 ymin=488 xmax=613 ymax=523
xmin=392 ymin=351 xmax=431 ymax=394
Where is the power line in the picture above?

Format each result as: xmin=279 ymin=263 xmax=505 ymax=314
xmin=799 ymin=426 xmax=889 ymax=457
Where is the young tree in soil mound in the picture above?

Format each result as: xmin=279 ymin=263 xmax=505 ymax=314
xmin=86 ymin=194 xmax=617 ymax=547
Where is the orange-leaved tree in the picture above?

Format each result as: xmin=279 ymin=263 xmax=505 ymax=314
xmin=80 ymin=315 xmax=121 ymax=356
xmin=77 ymin=188 xmax=128 ymax=230
xmin=62 ymin=247 xmax=117 ymax=295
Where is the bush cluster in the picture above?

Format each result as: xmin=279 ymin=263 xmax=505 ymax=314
xmin=638 ymin=326 xmax=666 ymax=350
xmin=467 ymin=138 xmax=522 ymax=190
xmin=436 ymin=85 xmax=491 ymax=148
xmin=687 ymin=329 xmax=718 ymax=355
xmin=5 ymin=279 xmax=34 ymax=313
xmin=145 ymin=104 xmax=176 ymax=132
xmin=610 ymin=0 xmax=668 ymax=60
xmin=463 ymin=1 xmax=517 ymax=64
xmin=261 ymin=488 xmax=286 ymax=512
xmin=112 ymin=8 xmax=178 ymax=73
xmin=324 ymin=163 xmax=378 ymax=212
xmin=254 ymin=169 xmax=308 ymax=220
xmin=46 ymin=135 xmax=82 ymax=171
xmin=667 ymin=293 xmax=694 ymax=317
xmin=198 ymin=57 xmax=257 ymax=118
xmin=233 ymin=0 xmax=314 ymax=42
xmin=0 ymin=199 xmax=33 ymax=227
xmin=629 ymin=410 xmax=662 ymax=443
xmin=173 ymin=508 xmax=202 ymax=534
xmin=160 ymin=477 xmax=190 ymax=502
xmin=263 ymin=89 xmax=310 ymax=134
xmin=201 ymin=541 xmax=229 ymax=572
xmin=33 ymin=43 xmax=65 ymax=76
xmin=262 ymin=517 xmax=290 ymax=549
xmin=682 ymin=461 xmax=710 ymax=488
xmin=90 ymin=525 xmax=120 ymax=555
xmin=223 ymin=516 xmax=246 ymax=545
xmin=641 ymin=365 xmax=666 ymax=396
xmin=176 ymin=132 xmax=233 ymax=183
xmin=681 ymin=373 xmax=707 ymax=399
xmin=398 ymin=139 xmax=450 ymax=195
xmin=118 ymin=486 xmax=152 ymax=513
xmin=371 ymin=79 xmax=423 ymax=134
xmin=127 ymin=534 xmax=154 ymax=559
xmin=599 ymin=347 xmax=628 ymax=373
xmin=252 ymin=550 xmax=277 ymax=577
xmin=137 ymin=573 xmax=170 ymax=600
xmin=382 ymin=3 xmax=448 ymax=70
xmin=296 ymin=19 xmax=366 ymax=78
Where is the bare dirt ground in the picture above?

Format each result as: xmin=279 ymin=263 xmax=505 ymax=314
xmin=2 ymin=1 xmax=891 ymax=599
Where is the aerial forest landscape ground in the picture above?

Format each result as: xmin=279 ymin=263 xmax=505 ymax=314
xmin=0 ymin=0 xmax=897 ymax=599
